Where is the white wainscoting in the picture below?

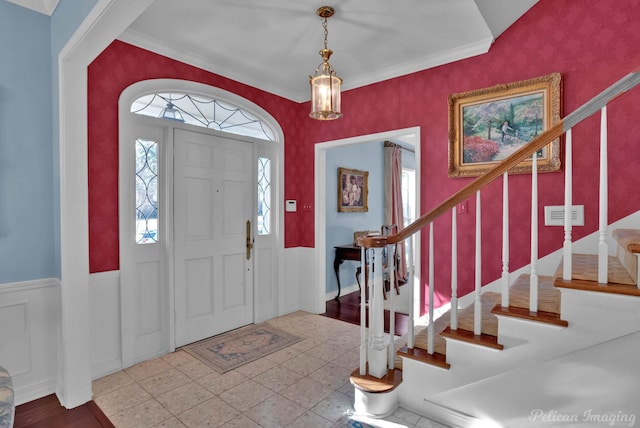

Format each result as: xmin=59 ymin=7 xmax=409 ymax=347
xmin=0 ymin=279 xmax=60 ymax=405
xmin=0 ymin=274 xmax=126 ymax=405
xmin=88 ymin=271 xmax=122 ymax=379
xmin=285 ymin=247 xmax=322 ymax=314
xmin=282 ymin=247 xmax=302 ymax=315
xmin=0 ymin=248 xmax=315 ymax=406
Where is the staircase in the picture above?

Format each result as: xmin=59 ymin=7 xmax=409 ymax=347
xmin=398 ymin=229 xmax=640 ymax=406
xmin=349 ymin=70 xmax=640 ymax=425
xmin=391 ymin=229 xmax=640 ymax=426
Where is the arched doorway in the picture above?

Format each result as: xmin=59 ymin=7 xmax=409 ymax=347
xmin=118 ymin=79 xmax=284 ymax=365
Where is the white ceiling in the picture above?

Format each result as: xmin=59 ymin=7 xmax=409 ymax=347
xmin=10 ymin=0 xmax=538 ymax=102
xmin=121 ymin=0 xmax=538 ymax=102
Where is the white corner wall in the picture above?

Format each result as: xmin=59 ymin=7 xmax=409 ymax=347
xmin=0 ymin=279 xmax=60 ymax=405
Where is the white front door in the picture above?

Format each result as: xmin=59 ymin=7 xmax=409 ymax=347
xmin=173 ymin=129 xmax=254 ymax=347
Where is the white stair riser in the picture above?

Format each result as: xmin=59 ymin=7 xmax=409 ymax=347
xmin=616 ymin=240 xmax=638 ymax=285
xmin=560 ymin=288 xmax=640 ymax=331
xmin=399 ymin=292 xmax=640 ymax=401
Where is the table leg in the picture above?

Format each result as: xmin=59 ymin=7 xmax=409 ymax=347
xmin=333 ymin=258 xmax=343 ymax=299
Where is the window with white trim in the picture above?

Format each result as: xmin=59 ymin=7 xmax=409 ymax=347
xmin=402 ymin=168 xmax=416 ymax=227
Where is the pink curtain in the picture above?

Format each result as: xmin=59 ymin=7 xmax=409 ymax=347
xmin=384 ymin=141 xmax=407 ymax=280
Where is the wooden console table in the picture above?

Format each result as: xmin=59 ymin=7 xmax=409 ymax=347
xmin=333 ymin=244 xmax=402 ymax=301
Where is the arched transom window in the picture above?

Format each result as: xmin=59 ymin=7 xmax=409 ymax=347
xmin=131 ymin=92 xmax=275 ymax=141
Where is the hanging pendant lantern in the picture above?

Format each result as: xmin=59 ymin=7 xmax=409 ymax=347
xmin=309 ymin=6 xmax=342 ymax=120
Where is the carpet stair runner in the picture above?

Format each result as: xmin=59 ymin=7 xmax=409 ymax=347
xmin=356 ymin=228 xmax=640 ymax=392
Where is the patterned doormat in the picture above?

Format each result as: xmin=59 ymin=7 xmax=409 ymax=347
xmin=181 ymin=324 xmax=302 ymax=373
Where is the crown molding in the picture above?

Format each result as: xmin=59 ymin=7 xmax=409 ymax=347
xmin=6 ymin=0 xmax=60 ymax=16
xmin=341 ymin=37 xmax=494 ymax=93
xmin=118 ymin=28 xmax=306 ymax=103
xmin=119 ymin=29 xmax=495 ymax=104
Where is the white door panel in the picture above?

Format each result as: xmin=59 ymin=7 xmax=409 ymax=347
xmin=119 ymin=125 xmax=168 ymax=365
xmin=174 ymin=129 xmax=254 ymax=347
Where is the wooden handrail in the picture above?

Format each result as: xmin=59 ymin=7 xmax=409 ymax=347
xmin=360 ymin=70 xmax=640 ymax=248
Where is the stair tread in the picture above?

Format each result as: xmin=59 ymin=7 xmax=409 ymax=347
xmin=555 ymin=277 xmax=640 ymax=296
xmin=612 ymin=229 xmax=640 ymax=253
xmin=490 ymin=274 xmax=567 ymax=325
xmin=440 ymin=326 xmax=504 ymax=350
xmin=397 ymin=346 xmax=450 ymax=370
xmin=455 ymin=292 xmax=500 ymax=336
xmin=554 ymin=254 xmax=640 ymax=295
xmin=395 ymin=292 xmax=502 ymax=367
xmin=491 ymin=304 xmax=568 ymax=326
xmin=556 ymin=253 xmax=635 ymax=285
xmin=508 ymin=274 xmax=561 ymax=313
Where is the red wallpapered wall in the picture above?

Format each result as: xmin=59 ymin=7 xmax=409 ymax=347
xmin=87 ymin=41 xmax=301 ymax=271
xmin=88 ymin=0 xmax=640 ymax=308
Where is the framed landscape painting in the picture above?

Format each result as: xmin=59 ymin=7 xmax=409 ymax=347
xmin=338 ymin=167 xmax=368 ymax=212
xmin=448 ymin=73 xmax=562 ymax=177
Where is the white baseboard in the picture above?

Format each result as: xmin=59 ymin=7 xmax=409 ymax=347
xmin=326 ymin=283 xmax=360 ymax=301
xmin=14 ymin=376 xmax=57 ymax=406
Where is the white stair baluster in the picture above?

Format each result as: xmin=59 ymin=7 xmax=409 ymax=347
xmin=359 ymin=246 xmax=367 ymax=376
xmin=598 ymin=106 xmax=609 ymax=284
xmin=428 ymin=223 xmax=435 ymax=354
xmin=563 ymin=129 xmax=573 ymax=281
xmin=368 ymin=247 xmax=388 ymax=378
xmin=502 ymin=172 xmax=510 ymax=308
xmin=636 ymin=253 xmax=640 ymax=290
xmin=407 ymin=235 xmax=415 ymax=348
xmin=474 ymin=191 xmax=482 ymax=336
xmin=451 ymin=209 xmax=458 ymax=330
xmin=530 ymin=151 xmax=539 ymax=313
xmin=387 ymin=243 xmax=395 ymax=369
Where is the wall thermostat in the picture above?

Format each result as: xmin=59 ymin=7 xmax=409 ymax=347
xmin=285 ymin=200 xmax=297 ymax=212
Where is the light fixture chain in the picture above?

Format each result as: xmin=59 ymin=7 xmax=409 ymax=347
xmin=322 ymin=17 xmax=329 ymax=50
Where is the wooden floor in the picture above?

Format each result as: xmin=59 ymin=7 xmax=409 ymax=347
xmin=14 ymin=290 xmax=403 ymax=427
xmin=321 ymin=289 xmax=409 ymax=336
xmin=14 ymin=394 xmax=114 ymax=428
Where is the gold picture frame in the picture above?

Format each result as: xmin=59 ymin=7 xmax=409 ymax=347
xmin=338 ymin=167 xmax=368 ymax=212
xmin=448 ymin=73 xmax=562 ymax=177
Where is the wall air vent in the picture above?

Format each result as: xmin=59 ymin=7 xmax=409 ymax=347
xmin=544 ymin=205 xmax=584 ymax=226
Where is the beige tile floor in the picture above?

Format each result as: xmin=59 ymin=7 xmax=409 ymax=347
xmin=92 ymin=311 xmax=448 ymax=428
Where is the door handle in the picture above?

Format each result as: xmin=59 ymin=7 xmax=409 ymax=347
xmin=246 ymin=220 xmax=253 ymax=260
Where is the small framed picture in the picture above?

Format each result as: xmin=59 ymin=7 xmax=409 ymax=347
xmin=338 ymin=167 xmax=368 ymax=212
